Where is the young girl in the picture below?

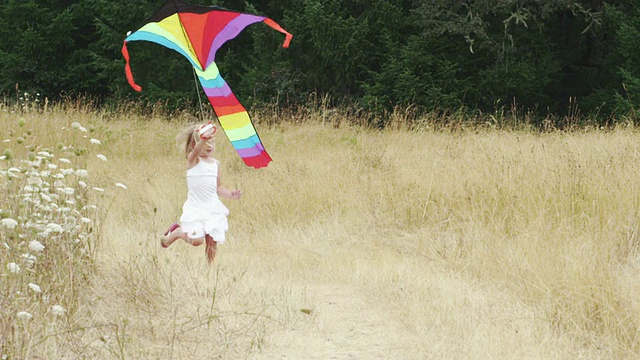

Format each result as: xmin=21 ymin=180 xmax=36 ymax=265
xmin=161 ymin=122 xmax=242 ymax=264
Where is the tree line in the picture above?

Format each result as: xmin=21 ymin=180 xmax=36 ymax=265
xmin=0 ymin=0 xmax=638 ymax=125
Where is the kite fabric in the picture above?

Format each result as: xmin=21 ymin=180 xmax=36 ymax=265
xmin=122 ymin=0 xmax=292 ymax=168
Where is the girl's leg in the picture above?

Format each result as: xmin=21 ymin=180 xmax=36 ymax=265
xmin=162 ymin=225 xmax=187 ymax=248
xmin=205 ymin=235 xmax=217 ymax=264
xmin=162 ymin=224 xmax=207 ymax=247
xmin=188 ymin=237 xmax=204 ymax=246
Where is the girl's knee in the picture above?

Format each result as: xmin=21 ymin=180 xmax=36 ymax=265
xmin=190 ymin=238 xmax=204 ymax=246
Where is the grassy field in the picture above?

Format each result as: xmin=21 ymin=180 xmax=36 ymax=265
xmin=2 ymin=104 xmax=640 ymax=359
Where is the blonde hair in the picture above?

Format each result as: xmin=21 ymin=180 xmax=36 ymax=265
xmin=176 ymin=124 xmax=203 ymax=159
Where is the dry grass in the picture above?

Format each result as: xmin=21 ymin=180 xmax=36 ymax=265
xmin=2 ymin=104 xmax=640 ymax=359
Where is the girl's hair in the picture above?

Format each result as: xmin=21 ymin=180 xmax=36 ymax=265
xmin=177 ymin=124 xmax=203 ymax=159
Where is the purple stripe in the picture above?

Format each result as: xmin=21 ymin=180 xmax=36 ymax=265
xmin=204 ymin=83 xmax=232 ymax=97
xmin=236 ymin=145 xmax=264 ymax=158
xmin=206 ymin=14 xmax=265 ymax=67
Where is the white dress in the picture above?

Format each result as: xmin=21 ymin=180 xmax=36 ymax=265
xmin=179 ymin=159 xmax=229 ymax=243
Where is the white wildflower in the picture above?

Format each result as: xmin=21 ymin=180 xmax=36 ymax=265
xmin=85 ymin=205 xmax=98 ymax=210
xmin=16 ymin=311 xmax=33 ymax=320
xmin=3 ymin=242 xmax=10 ymax=250
xmin=37 ymin=151 xmax=53 ymax=158
xmin=28 ymin=283 xmax=42 ymax=293
xmin=115 ymin=183 xmax=127 ymax=190
xmin=22 ymin=253 xmax=37 ymax=266
xmin=96 ymin=154 xmax=107 ymax=162
xmin=28 ymin=240 xmax=45 ymax=252
xmin=61 ymin=168 xmax=74 ymax=176
xmin=1 ymin=218 xmax=18 ymax=229
xmin=80 ymin=217 xmax=91 ymax=224
xmin=89 ymin=138 xmax=101 ymax=145
xmin=0 ymin=156 xmax=5 ymax=160
xmin=8 ymin=167 xmax=20 ymax=173
xmin=61 ymin=187 xmax=75 ymax=195
xmin=23 ymin=185 xmax=34 ymax=192
xmin=75 ymin=169 xmax=88 ymax=178
xmin=45 ymin=223 xmax=63 ymax=233
xmin=92 ymin=187 xmax=104 ymax=192
xmin=47 ymin=164 xmax=57 ymax=170
xmin=7 ymin=262 xmax=20 ymax=273
xmin=27 ymin=176 xmax=42 ymax=186
xmin=40 ymin=193 xmax=52 ymax=202
xmin=51 ymin=305 xmax=66 ymax=316
xmin=59 ymin=158 xmax=71 ymax=164
xmin=71 ymin=122 xmax=82 ymax=129
xmin=78 ymin=181 xmax=87 ymax=188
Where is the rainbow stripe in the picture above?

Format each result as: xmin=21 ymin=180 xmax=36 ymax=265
xmin=122 ymin=0 xmax=292 ymax=168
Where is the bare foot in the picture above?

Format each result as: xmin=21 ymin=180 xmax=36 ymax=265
xmin=205 ymin=235 xmax=217 ymax=264
xmin=162 ymin=223 xmax=181 ymax=248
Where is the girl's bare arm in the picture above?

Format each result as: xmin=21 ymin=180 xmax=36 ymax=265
xmin=216 ymin=162 xmax=242 ymax=200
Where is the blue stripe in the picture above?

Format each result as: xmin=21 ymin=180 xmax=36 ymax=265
xmin=198 ymin=75 xmax=226 ymax=89
xmin=230 ymin=135 xmax=261 ymax=150
xmin=126 ymin=32 xmax=201 ymax=70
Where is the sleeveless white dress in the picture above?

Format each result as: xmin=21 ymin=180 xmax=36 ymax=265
xmin=179 ymin=159 xmax=229 ymax=243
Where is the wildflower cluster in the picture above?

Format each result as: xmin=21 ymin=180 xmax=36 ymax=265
xmin=0 ymin=117 xmax=123 ymax=357
xmin=18 ymin=92 xmax=43 ymax=113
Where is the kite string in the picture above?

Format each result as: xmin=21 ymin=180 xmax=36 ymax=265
xmin=192 ymin=68 xmax=206 ymax=123
xmin=172 ymin=0 xmax=205 ymax=123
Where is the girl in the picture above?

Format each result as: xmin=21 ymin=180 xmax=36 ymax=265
xmin=162 ymin=122 xmax=242 ymax=264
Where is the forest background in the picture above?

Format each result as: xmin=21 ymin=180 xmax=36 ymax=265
xmin=0 ymin=0 xmax=639 ymax=125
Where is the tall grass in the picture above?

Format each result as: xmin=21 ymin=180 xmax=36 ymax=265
xmin=2 ymin=101 xmax=640 ymax=358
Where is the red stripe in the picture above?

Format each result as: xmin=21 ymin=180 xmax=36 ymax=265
xmin=207 ymin=95 xmax=240 ymax=107
xmin=122 ymin=41 xmax=142 ymax=92
xmin=243 ymin=152 xmax=272 ymax=168
xmin=203 ymin=11 xmax=240 ymax=57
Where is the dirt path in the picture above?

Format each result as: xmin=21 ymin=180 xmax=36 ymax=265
xmin=254 ymin=283 xmax=420 ymax=360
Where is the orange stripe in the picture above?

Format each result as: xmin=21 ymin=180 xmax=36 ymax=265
xmin=263 ymin=18 xmax=293 ymax=48
xmin=215 ymin=104 xmax=246 ymax=117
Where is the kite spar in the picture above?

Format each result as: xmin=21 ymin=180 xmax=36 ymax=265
xmin=122 ymin=0 xmax=292 ymax=168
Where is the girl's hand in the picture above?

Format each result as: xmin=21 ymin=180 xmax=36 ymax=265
xmin=198 ymin=123 xmax=217 ymax=140
xmin=230 ymin=190 xmax=242 ymax=200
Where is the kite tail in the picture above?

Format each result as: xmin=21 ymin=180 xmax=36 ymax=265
xmin=198 ymin=76 xmax=272 ymax=168
xmin=263 ymin=18 xmax=293 ymax=48
xmin=121 ymin=41 xmax=142 ymax=92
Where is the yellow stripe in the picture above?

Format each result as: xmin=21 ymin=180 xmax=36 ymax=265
xmin=195 ymin=62 xmax=220 ymax=80
xmin=219 ymin=112 xmax=252 ymax=130
xmin=225 ymin=124 xmax=257 ymax=141
xmin=157 ymin=15 xmax=194 ymax=56
xmin=220 ymin=113 xmax=255 ymax=139
xmin=139 ymin=19 xmax=199 ymax=66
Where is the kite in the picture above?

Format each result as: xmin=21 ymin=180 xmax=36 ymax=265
xmin=122 ymin=0 xmax=292 ymax=168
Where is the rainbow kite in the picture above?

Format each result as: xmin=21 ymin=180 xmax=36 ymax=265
xmin=122 ymin=0 xmax=292 ymax=168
